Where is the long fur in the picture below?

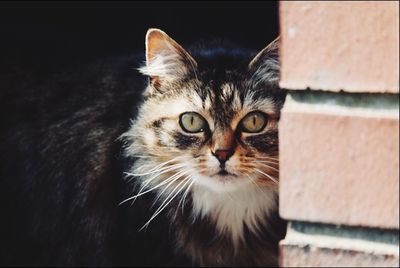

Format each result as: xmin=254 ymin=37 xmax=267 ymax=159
xmin=0 ymin=30 xmax=286 ymax=267
xmin=121 ymin=30 xmax=287 ymax=266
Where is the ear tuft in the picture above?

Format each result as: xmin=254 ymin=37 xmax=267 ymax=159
xmin=138 ymin=28 xmax=197 ymax=87
xmin=248 ymin=37 xmax=280 ymax=86
xmin=145 ymin=28 xmax=174 ymax=63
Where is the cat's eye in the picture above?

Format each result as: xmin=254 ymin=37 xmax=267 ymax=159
xmin=240 ymin=111 xmax=268 ymax=133
xmin=179 ymin=112 xmax=207 ymax=133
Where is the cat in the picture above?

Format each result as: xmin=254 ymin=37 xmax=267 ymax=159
xmin=0 ymin=28 xmax=287 ymax=267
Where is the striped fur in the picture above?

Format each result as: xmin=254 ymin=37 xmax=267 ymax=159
xmin=121 ymin=29 xmax=287 ymax=266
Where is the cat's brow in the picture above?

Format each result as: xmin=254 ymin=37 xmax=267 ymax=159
xmin=146 ymin=117 xmax=174 ymax=128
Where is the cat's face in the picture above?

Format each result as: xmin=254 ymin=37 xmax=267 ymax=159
xmin=124 ymin=29 xmax=285 ymax=194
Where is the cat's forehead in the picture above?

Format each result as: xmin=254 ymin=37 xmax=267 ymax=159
xmin=172 ymin=79 xmax=276 ymax=124
xmin=201 ymin=82 xmax=275 ymax=112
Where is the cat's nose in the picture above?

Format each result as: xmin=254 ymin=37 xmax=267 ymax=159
xmin=212 ymin=149 xmax=234 ymax=166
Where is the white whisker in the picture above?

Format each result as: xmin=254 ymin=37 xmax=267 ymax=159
xmin=177 ymin=179 xmax=194 ymax=216
xmin=150 ymin=169 xmax=193 ymax=208
xmin=255 ymin=156 xmax=279 ymax=162
xmin=254 ymin=168 xmax=278 ymax=184
xmin=125 ymin=162 xmax=183 ymax=186
xmin=119 ymin=168 xmax=189 ymax=206
xmin=256 ymin=159 xmax=279 ymax=162
xmin=140 ymin=176 xmax=192 ymax=231
xmin=245 ymin=173 xmax=265 ymax=194
xmin=126 ymin=162 xmax=185 ymax=177
xmin=131 ymin=155 xmax=153 ymax=159
xmin=253 ymin=162 xmax=279 ymax=172
xmin=129 ymin=155 xmax=186 ymax=175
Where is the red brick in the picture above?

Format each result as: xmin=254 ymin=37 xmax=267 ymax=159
xmin=279 ymin=103 xmax=399 ymax=229
xmin=279 ymin=2 xmax=399 ymax=93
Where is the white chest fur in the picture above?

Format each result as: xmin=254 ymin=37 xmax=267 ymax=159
xmin=190 ymin=181 xmax=278 ymax=244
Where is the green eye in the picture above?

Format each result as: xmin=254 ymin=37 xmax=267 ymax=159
xmin=240 ymin=111 xmax=268 ymax=133
xmin=179 ymin=112 xmax=207 ymax=133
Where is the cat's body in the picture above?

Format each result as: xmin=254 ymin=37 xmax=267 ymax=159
xmin=0 ymin=29 xmax=286 ymax=266
xmin=0 ymin=54 xmax=144 ymax=266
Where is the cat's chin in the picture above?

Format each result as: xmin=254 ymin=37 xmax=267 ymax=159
xmin=192 ymin=172 xmax=253 ymax=193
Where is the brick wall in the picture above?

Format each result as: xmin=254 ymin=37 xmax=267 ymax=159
xmin=278 ymin=2 xmax=399 ymax=267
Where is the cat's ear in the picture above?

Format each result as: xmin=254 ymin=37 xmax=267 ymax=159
xmin=139 ymin=28 xmax=197 ymax=91
xmin=248 ymin=36 xmax=280 ymax=85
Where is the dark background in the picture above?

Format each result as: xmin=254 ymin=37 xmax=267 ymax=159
xmin=0 ymin=2 xmax=280 ymax=265
xmin=0 ymin=1 xmax=279 ymax=69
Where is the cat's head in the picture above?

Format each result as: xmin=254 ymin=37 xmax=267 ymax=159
xmin=124 ymin=28 xmax=285 ymax=194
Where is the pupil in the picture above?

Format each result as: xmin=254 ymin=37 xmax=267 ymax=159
xmin=190 ymin=116 xmax=194 ymax=125
xmin=253 ymin=116 xmax=256 ymax=126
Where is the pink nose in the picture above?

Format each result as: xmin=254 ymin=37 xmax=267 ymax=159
xmin=213 ymin=149 xmax=234 ymax=163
